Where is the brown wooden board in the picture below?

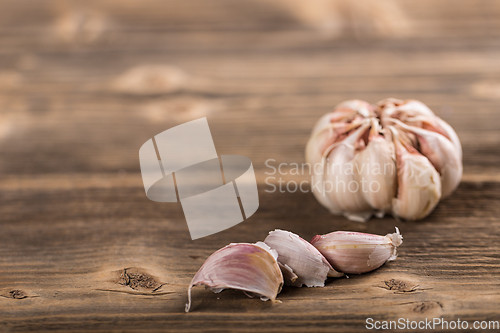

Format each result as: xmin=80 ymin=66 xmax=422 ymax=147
xmin=1 ymin=1 xmax=500 ymax=332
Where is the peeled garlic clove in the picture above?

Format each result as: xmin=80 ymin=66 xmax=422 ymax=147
xmin=185 ymin=242 xmax=283 ymax=312
xmin=354 ymin=120 xmax=397 ymax=213
xmin=390 ymin=127 xmax=442 ymax=220
xmin=390 ymin=119 xmax=461 ymax=198
xmin=311 ymin=227 xmax=403 ymax=274
xmin=264 ymin=229 xmax=343 ymax=288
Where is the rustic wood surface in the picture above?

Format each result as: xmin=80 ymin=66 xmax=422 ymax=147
xmin=1 ymin=0 xmax=500 ymax=332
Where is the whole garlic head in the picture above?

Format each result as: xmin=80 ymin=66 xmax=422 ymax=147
xmin=306 ymin=98 xmax=462 ymax=221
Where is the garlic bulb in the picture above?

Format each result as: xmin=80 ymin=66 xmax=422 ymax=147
xmin=311 ymin=227 xmax=403 ymax=274
xmin=264 ymin=229 xmax=343 ymax=287
xmin=186 ymin=242 xmax=283 ymax=312
xmin=306 ymin=98 xmax=462 ymax=221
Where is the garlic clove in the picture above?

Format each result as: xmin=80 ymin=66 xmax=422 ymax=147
xmin=397 ymin=114 xmax=449 ymax=138
xmin=390 ymin=127 xmax=442 ymax=220
xmin=308 ymin=120 xmax=369 ymax=161
xmin=264 ymin=229 xmax=343 ymax=288
xmin=311 ymin=169 xmax=343 ymax=214
xmin=311 ymin=227 xmax=403 ymax=274
xmin=390 ymin=119 xmax=462 ymax=198
xmin=307 ymin=113 xmax=337 ymax=163
xmin=354 ymin=119 xmax=397 ymax=213
xmin=185 ymin=242 xmax=283 ymax=312
xmin=435 ymin=117 xmax=463 ymax=160
xmin=389 ymin=99 xmax=435 ymax=117
xmin=333 ymin=99 xmax=374 ymax=119
xmin=378 ymin=98 xmax=435 ymax=120
xmin=278 ymin=262 xmax=299 ymax=284
xmin=322 ymin=121 xmax=374 ymax=221
xmin=308 ymin=120 xmax=370 ymax=215
xmin=307 ymin=100 xmax=374 ymax=162
xmin=378 ymin=98 xmax=462 ymax=160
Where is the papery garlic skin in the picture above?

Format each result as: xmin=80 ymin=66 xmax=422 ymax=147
xmin=378 ymin=98 xmax=435 ymax=119
xmin=390 ymin=127 xmax=442 ymax=220
xmin=311 ymin=228 xmax=403 ymax=274
xmin=354 ymin=120 xmax=396 ymax=214
xmin=186 ymin=242 xmax=283 ymax=312
xmin=306 ymin=98 xmax=462 ymax=222
xmin=264 ymin=229 xmax=343 ymax=287
xmin=388 ymin=119 xmax=461 ymax=198
xmin=435 ymin=117 xmax=462 ymax=160
xmin=323 ymin=121 xmax=374 ymax=221
xmin=277 ymin=262 xmax=299 ymax=285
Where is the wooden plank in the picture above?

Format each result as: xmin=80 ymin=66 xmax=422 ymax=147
xmin=1 ymin=0 xmax=500 ymax=331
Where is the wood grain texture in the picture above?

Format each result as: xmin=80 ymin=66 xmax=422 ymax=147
xmin=1 ymin=0 xmax=500 ymax=332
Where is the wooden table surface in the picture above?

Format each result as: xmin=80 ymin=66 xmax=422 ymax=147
xmin=1 ymin=1 xmax=500 ymax=332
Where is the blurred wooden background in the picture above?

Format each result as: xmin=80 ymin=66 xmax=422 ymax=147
xmin=1 ymin=0 xmax=500 ymax=331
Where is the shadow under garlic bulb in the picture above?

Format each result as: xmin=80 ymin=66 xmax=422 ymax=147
xmin=305 ymin=98 xmax=462 ymax=222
